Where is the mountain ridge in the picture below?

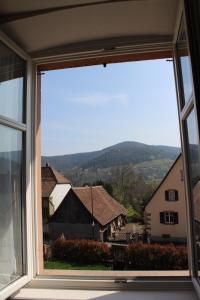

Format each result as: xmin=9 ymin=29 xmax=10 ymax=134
xmin=42 ymin=141 xmax=181 ymax=176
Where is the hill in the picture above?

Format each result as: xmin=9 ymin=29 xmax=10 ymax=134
xmin=42 ymin=141 xmax=180 ymax=185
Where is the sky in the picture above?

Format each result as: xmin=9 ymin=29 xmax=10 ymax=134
xmin=41 ymin=59 xmax=181 ymax=156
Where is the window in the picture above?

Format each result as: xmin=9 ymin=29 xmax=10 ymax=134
xmin=0 ymin=41 xmax=26 ymax=290
xmin=39 ymin=56 xmax=188 ymax=275
xmin=176 ymin=19 xmax=193 ymax=107
xmin=2 ymin=1 xmax=200 ymax=298
xmin=160 ymin=211 xmax=179 ymax=224
xmin=165 ymin=189 xmax=178 ymax=201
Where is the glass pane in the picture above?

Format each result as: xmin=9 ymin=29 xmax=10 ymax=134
xmin=186 ymin=110 xmax=200 ymax=274
xmin=0 ymin=125 xmax=23 ymax=290
xmin=177 ymin=20 xmax=193 ymax=105
xmin=0 ymin=42 xmax=25 ymax=123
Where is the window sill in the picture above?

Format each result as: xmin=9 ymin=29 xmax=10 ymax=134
xmin=12 ymin=288 xmax=198 ymax=300
xmin=20 ymin=273 xmax=191 ymax=292
xmin=40 ymin=269 xmax=190 ymax=278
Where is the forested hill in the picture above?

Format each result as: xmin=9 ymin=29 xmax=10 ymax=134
xmin=42 ymin=141 xmax=180 ymax=184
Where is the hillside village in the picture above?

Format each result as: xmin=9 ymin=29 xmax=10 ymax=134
xmin=42 ymin=152 xmax=188 ymax=269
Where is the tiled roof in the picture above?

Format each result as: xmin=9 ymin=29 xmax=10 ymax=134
xmin=42 ymin=165 xmax=71 ymax=198
xmin=42 ymin=180 xmax=56 ymax=198
xmin=72 ymin=186 xmax=127 ymax=226
xmin=51 ymin=166 xmax=71 ymax=184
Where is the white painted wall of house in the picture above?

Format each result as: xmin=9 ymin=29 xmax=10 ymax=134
xmin=50 ymin=184 xmax=71 ymax=214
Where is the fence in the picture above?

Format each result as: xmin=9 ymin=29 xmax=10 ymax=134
xmin=109 ymin=232 xmax=143 ymax=243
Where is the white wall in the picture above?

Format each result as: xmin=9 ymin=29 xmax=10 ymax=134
xmin=50 ymin=184 xmax=71 ymax=214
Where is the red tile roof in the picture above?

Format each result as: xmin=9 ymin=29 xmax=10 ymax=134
xmin=72 ymin=186 xmax=127 ymax=226
xmin=42 ymin=165 xmax=71 ymax=197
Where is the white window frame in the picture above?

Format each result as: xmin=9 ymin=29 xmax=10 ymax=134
xmin=0 ymin=31 xmax=34 ymax=300
xmin=164 ymin=211 xmax=176 ymax=224
xmin=31 ymin=58 xmax=191 ymax=288
xmin=0 ymin=1 xmax=195 ymax=298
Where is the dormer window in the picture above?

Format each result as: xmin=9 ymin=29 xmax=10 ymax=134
xmin=165 ymin=189 xmax=178 ymax=201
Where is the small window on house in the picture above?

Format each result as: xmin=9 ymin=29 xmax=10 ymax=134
xmin=165 ymin=189 xmax=178 ymax=201
xmin=160 ymin=211 xmax=179 ymax=224
xmin=162 ymin=234 xmax=171 ymax=238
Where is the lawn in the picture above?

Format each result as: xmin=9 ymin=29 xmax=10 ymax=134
xmin=44 ymin=261 xmax=111 ymax=270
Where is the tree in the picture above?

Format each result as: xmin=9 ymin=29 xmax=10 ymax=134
xmin=110 ymin=165 xmax=157 ymax=216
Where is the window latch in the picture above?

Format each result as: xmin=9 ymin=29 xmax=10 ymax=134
xmin=114 ymin=278 xmax=128 ymax=284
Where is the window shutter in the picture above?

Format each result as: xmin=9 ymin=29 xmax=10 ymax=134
xmin=160 ymin=212 xmax=164 ymax=224
xmin=175 ymin=190 xmax=179 ymax=200
xmin=165 ymin=191 xmax=169 ymax=201
xmin=174 ymin=212 xmax=179 ymax=224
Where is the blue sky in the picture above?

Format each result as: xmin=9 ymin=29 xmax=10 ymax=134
xmin=41 ymin=59 xmax=180 ymax=156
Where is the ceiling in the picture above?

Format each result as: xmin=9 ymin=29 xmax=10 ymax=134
xmin=0 ymin=0 xmax=180 ymax=58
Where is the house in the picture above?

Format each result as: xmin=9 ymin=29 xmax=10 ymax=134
xmin=42 ymin=164 xmax=71 ymax=224
xmin=49 ymin=185 xmax=127 ymax=241
xmin=144 ymin=154 xmax=187 ymax=243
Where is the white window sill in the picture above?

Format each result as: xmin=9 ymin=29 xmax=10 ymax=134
xmin=12 ymin=288 xmax=198 ymax=300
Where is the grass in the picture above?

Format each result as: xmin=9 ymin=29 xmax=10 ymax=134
xmin=44 ymin=261 xmax=111 ymax=270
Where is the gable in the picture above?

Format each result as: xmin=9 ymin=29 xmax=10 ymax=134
xmin=49 ymin=189 xmax=95 ymax=224
xmin=145 ymin=155 xmax=183 ymax=209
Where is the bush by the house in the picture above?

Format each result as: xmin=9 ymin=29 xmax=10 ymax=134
xmin=125 ymin=242 xmax=188 ymax=270
xmin=51 ymin=235 xmax=111 ymax=264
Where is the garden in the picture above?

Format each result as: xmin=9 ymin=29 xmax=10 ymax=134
xmin=44 ymin=236 xmax=188 ymax=271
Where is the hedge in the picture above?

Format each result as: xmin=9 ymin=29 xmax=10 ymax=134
xmin=125 ymin=242 xmax=188 ymax=270
xmin=51 ymin=236 xmax=111 ymax=264
xmin=51 ymin=237 xmax=188 ymax=270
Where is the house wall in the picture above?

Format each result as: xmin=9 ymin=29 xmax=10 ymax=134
xmin=49 ymin=183 xmax=71 ymax=215
xmin=50 ymin=189 xmax=94 ymax=224
xmin=49 ymin=190 xmax=101 ymax=240
xmin=49 ymin=223 xmax=100 ymax=240
xmin=145 ymin=157 xmax=187 ymax=240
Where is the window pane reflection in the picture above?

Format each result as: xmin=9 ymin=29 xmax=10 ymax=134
xmin=0 ymin=125 xmax=23 ymax=290
xmin=0 ymin=42 xmax=25 ymax=122
xmin=177 ymin=21 xmax=193 ymax=105
xmin=186 ymin=110 xmax=200 ymax=273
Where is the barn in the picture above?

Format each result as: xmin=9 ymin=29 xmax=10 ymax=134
xmin=49 ymin=185 xmax=127 ymax=241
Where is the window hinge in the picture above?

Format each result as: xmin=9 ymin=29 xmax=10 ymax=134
xmin=114 ymin=278 xmax=128 ymax=284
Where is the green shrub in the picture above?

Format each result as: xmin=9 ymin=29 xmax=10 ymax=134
xmin=51 ymin=236 xmax=111 ymax=264
xmin=125 ymin=242 xmax=188 ymax=270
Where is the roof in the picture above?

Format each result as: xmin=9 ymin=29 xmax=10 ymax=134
xmin=72 ymin=186 xmax=127 ymax=226
xmin=144 ymin=153 xmax=182 ymax=208
xmin=0 ymin=1 xmax=179 ymax=58
xmin=42 ymin=165 xmax=71 ymax=197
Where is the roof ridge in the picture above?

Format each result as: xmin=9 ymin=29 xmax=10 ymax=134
xmin=43 ymin=165 xmax=71 ymax=184
xmin=72 ymin=185 xmax=126 ymax=226
xmin=73 ymin=185 xmax=103 ymax=189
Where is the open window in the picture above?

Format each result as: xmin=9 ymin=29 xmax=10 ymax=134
xmin=1 ymin=0 xmax=200 ymax=299
xmin=38 ymin=58 xmax=188 ymax=275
